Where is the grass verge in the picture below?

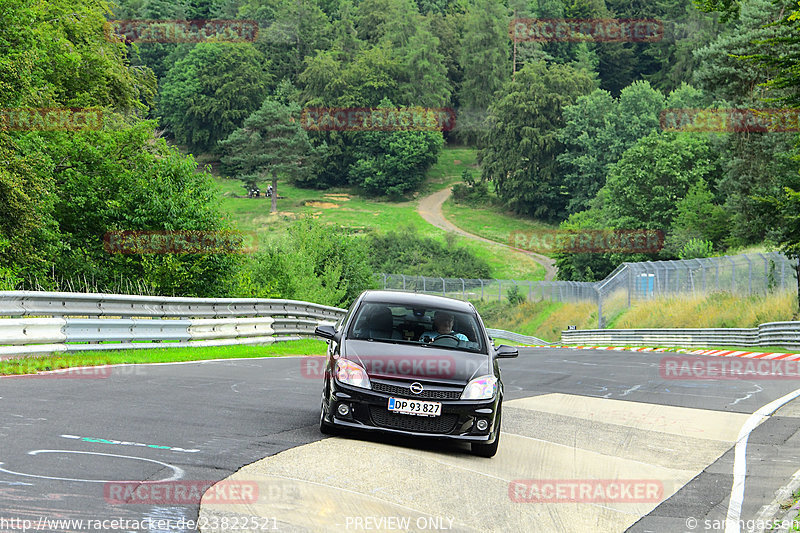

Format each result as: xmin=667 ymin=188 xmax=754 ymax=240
xmin=475 ymin=290 xmax=798 ymax=344
xmin=0 ymin=339 xmax=326 ymax=376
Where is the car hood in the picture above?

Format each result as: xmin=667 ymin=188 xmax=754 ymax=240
xmin=342 ymin=340 xmax=490 ymax=385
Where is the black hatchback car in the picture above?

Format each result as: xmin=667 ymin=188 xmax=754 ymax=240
xmin=314 ymin=290 xmax=518 ymax=457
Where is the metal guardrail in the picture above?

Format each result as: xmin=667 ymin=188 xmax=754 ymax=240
xmin=0 ymin=292 xmax=347 ymax=358
xmin=0 ymin=291 xmax=345 ymax=320
xmin=560 ymin=321 xmax=800 ymax=349
xmin=486 ymin=328 xmax=551 ymax=346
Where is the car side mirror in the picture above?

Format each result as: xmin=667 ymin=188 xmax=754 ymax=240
xmin=315 ymin=325 xmax=338 ymax=341
xmin=495 ymin=344 xmax=518 ymax=358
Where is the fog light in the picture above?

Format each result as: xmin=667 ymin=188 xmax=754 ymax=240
xmin=476 ymin=419 xmax=489 ymax=431
xmin=337 ymin=403 xmax=351 ymax=416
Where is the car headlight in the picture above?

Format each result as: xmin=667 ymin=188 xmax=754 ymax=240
xmin=335 ymin=359 xmax=371 ymax=389
xmin=461 ymin=375 xmax=497 ymax=400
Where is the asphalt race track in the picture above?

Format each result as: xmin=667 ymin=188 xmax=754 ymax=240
xmin=2 ymin=348 xmax=800 ymax=532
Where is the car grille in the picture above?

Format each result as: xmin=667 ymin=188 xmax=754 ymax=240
xmin=369 ymin=406 xmax=459 ymax=433
xmin=371 ymin=381 xmax=462 ymax=400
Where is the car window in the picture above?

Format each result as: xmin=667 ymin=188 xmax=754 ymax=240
xmin=347 ymin=302 xmax=486 ymax=353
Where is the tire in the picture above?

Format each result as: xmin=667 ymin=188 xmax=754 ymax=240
xmin=471 ymin=406 xmax=501 ymax=458
xmin=319 ymin=397 xmax=337 ymax=436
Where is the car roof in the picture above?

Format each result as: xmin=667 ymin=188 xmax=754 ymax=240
xmin=359 ymin=290 xmax=475 ymax=313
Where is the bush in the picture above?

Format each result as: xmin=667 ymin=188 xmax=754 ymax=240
xmin=678 ymin=238 xmax=714 ymax=260
xmin=506 ymin=284 xmax=526 ymax=305
xmin=231 ymin=219 xmax=377 ymax=307
xmin=366 ymin=226 xmax=491 ymax=278
xmin=452 ymin=169 xmax=489 ymax=206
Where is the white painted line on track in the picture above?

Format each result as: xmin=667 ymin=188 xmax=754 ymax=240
xmin=0 ymin=450 xmax=185 ymax=483
xmin=725 ymin=388 xmax=800 ymax=533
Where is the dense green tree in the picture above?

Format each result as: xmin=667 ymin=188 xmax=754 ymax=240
xmin=457 ymin=0 xmax=510 ymax=144
xmin=219 ymin=99 xmax=318 ymax=212
xmin=692 ymin=0 xmax=790 ymax=104
xmin=604 ymin=132 xmax=721 ymax=230
xmin=665 ymin=179 xmax=730 ymax=254
xmin=480 ymin=61 xmax=595 ymax=221
xmin=355 ymin=0 xmax=419 ymax=47
xmin=159 ymin=42 xmax=273 ymax=152
xmin=0 ymin=0 xmax=154 ymax=110
xmin=347 ymin=100 xmax=443 ymax=197
xmin=252 ymin=0 xmax=333 ymax=84
xmin=556 ymin=89 xmax=618 ymax=214
xmin=10 ymin=120 xmax=239 ymax=296
xmin=400 ymin=18 xmax=451 ymax=107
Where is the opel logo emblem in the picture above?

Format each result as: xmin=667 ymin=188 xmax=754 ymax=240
xmin=409 ymin=382 xmax=424 ymax=395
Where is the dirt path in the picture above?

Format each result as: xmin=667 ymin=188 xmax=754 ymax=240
xmin=417 ymin=187 xmax=558 ymax=281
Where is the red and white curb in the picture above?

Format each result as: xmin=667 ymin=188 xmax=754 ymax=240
xmin=524 ymin=345 xmax=800 ymax=361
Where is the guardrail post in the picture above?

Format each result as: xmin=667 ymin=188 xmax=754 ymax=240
xmin=758 ymin=253 xmax=769 ymax=292
xmin=627 ymin=265 xmax=632 ymax=307
xmin=422 ymin=277 xmax=426 ymax=292
xmin=727 ymin=256 xmax=736 ymax=293
xmin=597 ymin=287 xmax=603 ymax=329
xmin=441 ymin=277 xmax=446 ymax=296
xmin=700 ymin=258 xmax=707 ymax=292
xmin=402 ymin=274 xmax=406 ymax=290
xmin=744 ymin=255 xmax=752 ymax=294
xmin=781 ymin=255 xmax=786 ymax=289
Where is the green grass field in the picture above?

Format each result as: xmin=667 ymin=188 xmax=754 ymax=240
xmin=0 ymin=339 xmax=326 ymax=376
xmin=442 ymin=200 xmax=556 ymax=248
xmin=214 ymin=146 xmax=546 ymax=280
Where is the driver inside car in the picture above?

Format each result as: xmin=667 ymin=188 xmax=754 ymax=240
xmin=419 ymin=311 xmax=468 ymax=343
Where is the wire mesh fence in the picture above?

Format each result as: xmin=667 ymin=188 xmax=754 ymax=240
xmin=380 ymin=252 xmax=799 ymax=328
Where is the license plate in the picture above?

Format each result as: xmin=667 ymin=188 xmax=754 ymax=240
xmin=387 ymin=397 xmax=441 ymax=417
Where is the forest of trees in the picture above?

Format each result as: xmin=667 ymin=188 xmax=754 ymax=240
xmin=2 ymin=0 xmax=800 ymax=301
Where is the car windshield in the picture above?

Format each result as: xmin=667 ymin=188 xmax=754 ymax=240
xmin=347 ymin=302 xmax=486 ymax=353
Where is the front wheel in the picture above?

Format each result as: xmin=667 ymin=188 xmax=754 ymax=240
xmin=319 ymin=397 xmax=337 ymax=435
xmin=471 ymin=407 xmax=501 ymax=458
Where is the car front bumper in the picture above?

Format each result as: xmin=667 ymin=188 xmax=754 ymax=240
xmin=325 ymin=380 xmax=501 ymax=443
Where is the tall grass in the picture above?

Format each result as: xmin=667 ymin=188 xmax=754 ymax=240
xmin=611 ymin=291 xmax=798 ymax=328
xmin=476 ymin=290 xmax=798 ymax=343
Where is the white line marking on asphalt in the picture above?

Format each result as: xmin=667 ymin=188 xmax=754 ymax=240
xmin=0 ymin=450 xmax=185 ymax=483
xmin=620 ymin=384 xmax=642 ymax=397
xmin=729 ymin=384 xmax=764 ymax=407
xmin=725 ymin=388 xmax=800 ymax=533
